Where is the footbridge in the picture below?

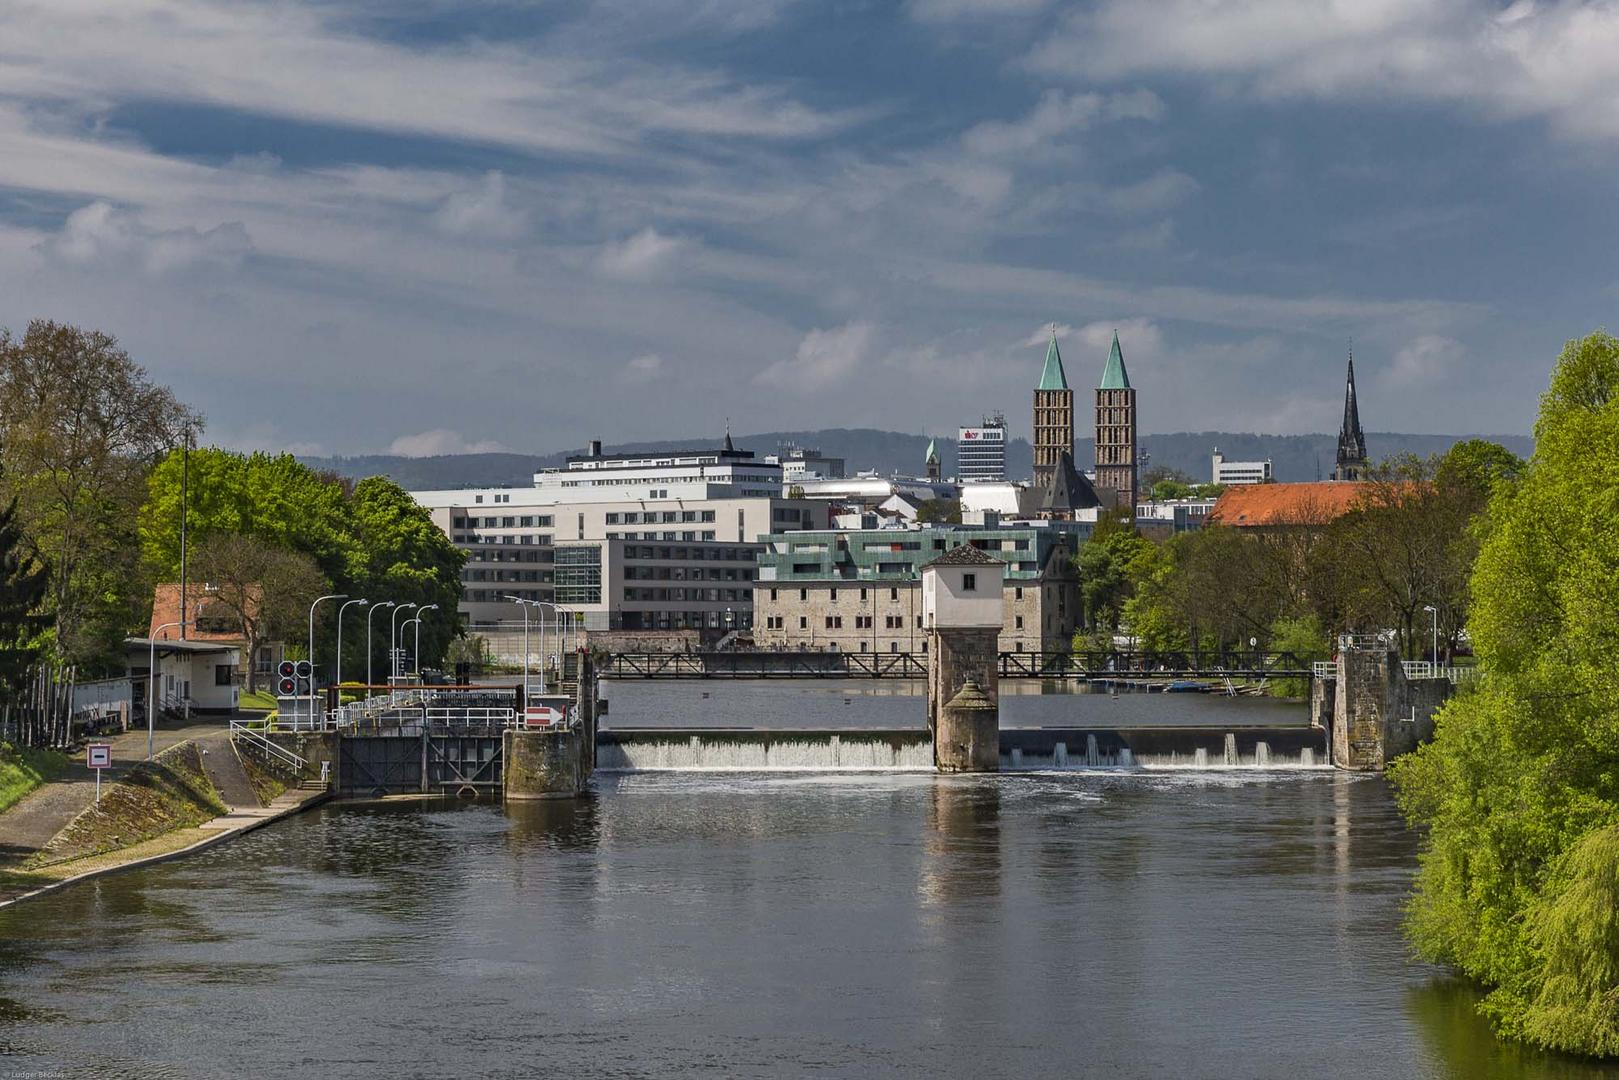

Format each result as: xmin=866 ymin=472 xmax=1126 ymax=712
xmin=600 ymin=649 xmax=1316 ymax=681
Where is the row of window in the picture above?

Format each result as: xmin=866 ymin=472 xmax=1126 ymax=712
xmin=605 ymin=509 xmax=717 ymax=525
xmin=605 ymin=531 xmax=717 ymax=542
xmin=621 ymin=587 xmax=751 ymax=603
xmin=455 ymin=534 xmax=553 ymax=546
xmin=453 ymin=514 xmax=556 ymax=529
xmin=625 ymin=566 xmax=752 ymax=582
xmin=464 ymin=549 xmax=550 ymax=564
xmin=623 ymin=545 xmax=757 ymax=562
xmin=464 ymin=570 xmax=551 ymax=583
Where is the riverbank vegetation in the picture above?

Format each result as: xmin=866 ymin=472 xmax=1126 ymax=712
xmin=26 ymin=741 xmax=225 ymax=868
xmin=1390 ymin=331 xmax=1619 ymax=1058
xmin=0 ymin=742 xmax=68 ymax=815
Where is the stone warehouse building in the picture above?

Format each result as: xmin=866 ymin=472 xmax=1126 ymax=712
xmin=752 ymin=523 xmax=1086 ymax=654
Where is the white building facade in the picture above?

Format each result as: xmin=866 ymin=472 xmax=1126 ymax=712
xmin=1212 ymin=449 xmax=1273 ymax=485
xmin=957 ymin=417 xmax=1008 ymax=482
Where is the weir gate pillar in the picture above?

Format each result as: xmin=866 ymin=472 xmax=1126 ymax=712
xmin=922 ymin=547 xmax=1003 ymax=773
xmin=1315 ymin=634 xmax=1453 ymax=772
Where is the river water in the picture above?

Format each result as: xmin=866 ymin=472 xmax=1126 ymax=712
xmin=1 ymin=689 xmax=1614 ymax=1078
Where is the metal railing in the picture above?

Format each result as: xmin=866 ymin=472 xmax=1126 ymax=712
xmin=1312 ymin=659 xmax=1478 ymax=683
xmin=424 ymin=707 xmax=514 ymax=727
xmin=230 ymin=718 xmax=307 ymax=775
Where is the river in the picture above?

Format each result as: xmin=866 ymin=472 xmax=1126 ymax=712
xmin=0 ymin=688 xmax=1612 ymax=1078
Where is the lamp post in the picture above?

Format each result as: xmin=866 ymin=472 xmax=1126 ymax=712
xmin=412 ymin=604 xmax=440 ymax=678
xmin=390 ymin=603 xmax=418 ymax=682
xmin=307 ymin=594 xmax=347 ymax=727
xmin=505 ymin=596 xmax=532 ymax=703
xmin=366 ymin=600 xmax=395 ymax=696
xmin=148 ymin=618 xmax=191 ymax=761
xmin=335 ymin=598 xmax=368 ymax=691
xmin=1422 ymin=604 xmax=1439 ymax=667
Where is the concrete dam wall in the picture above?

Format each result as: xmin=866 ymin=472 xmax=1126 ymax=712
xmin=596 ymin=725 xmax=1329 ymax=772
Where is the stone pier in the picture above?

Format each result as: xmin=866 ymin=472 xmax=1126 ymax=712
xmin=1315 ymin=635 xmax=1453 ymax=771
xmin=504 ymin=650 xmax=596 ymax=800
xmin=922 ymin=546 xmax=1004 ymax=773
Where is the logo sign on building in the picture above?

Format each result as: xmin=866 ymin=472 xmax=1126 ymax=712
xmin=87 ymin=744 xmax=112 ymax=769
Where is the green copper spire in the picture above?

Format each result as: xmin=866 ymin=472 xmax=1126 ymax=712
xmin=1037 ymin=328 xmax=1069 ymax=391
xmin=1099 ymin=330 xmax=1130 ymax=390
xmin=924 ymin=438 xmax=939 ymax=464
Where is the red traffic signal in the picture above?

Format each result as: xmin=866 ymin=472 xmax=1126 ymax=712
xmin=277 ymin=677 xmax=297 ymax=695
xmin=277 ymin=660 xmax=296 ymax=679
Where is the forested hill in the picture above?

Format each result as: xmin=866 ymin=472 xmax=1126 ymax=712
xmin=303 ymin=428 xmax=1534 ymax=490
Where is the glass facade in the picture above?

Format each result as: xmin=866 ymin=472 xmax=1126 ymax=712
xmin=554 ymin=545 xmax=603 ymax=604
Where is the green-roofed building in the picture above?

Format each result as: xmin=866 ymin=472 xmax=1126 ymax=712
xmin=1094 ymin=330 xmax=1138 ymax=510
xmin=1032 ymin=327 xmax=1075 ymax=490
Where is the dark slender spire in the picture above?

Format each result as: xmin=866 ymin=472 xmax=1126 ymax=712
xmin=1334 ymin=348 xmax=1368 ymax=480
xmin=722 ymin=418 xmax=734 ymax=453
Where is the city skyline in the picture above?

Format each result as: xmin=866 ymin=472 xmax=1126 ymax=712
xmin=1 ymin=2 xmax=1613 ymax=457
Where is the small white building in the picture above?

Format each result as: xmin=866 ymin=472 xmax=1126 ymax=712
xmin=126 ymin=638 xmax=242 ymax=716
xmin=922 ymin=546 xmax=1005 ymax=630
xmin=1212 ymin=449 xmax=1273 ymax=486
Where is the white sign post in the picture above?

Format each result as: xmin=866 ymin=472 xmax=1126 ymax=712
xmin=87 ymin=743 xmax=112 ymax=803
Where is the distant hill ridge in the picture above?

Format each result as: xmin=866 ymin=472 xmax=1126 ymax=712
xmin=303 ymin=428 xmax=1534 ymax=491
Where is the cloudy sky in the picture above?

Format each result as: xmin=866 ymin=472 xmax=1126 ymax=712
xmin=1 ymin=0 xmax=1614 ymax=456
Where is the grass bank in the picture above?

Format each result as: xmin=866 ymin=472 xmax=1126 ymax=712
xmin=25 ymin=741 xmax=225 ymax=869
xmin=0 ymin=742 xmax=69 ymax=815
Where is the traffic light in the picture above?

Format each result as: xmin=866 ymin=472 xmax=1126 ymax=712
xmin=276 ymin=659 xmax=315 ymax=696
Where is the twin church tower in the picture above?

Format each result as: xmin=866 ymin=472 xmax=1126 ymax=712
xmin=1032 ymin=328 xmax=1137 ymax=511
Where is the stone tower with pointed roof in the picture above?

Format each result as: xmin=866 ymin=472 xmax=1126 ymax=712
xmin=1094 ymin=330 xmax=1137 ymax=510
xmin=924 ymin=438 xmax=941 ymax=481
xmin=1032 ymin=328 xmax=1074 ymax=490
xmin=1333 ymin=351 xmax=1368 ymax=481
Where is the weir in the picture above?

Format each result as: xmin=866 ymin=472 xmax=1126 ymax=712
xmin=595 ymin=725 xmax=1329 ymax=772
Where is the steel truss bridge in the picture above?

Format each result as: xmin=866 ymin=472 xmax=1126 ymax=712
xmin=599 ymin=650 xmax=1315 ymax=681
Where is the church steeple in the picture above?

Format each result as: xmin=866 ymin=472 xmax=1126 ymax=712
xmin=1333 ymin=349 xmax=1368 ymax=481
xmin=1038 ymin=328 xmax=1069 ymax=391
xmin=1032 ymin=325 xmax=1075 ymax=489
xmin=722 ymin=419 xmax=735 ymax=454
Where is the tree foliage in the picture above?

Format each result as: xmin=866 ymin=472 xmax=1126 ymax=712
xmin=141 ymin=450 xmax=465 ymax=682
xmin=0 ymin=462 xmax=48 ymax=700
xmin=0 ymin=321 xmax=199 ymax=668
xmin=190 ymin=534 xmax=327 ymax=693
xmin=1390 ymin=331 xmax=1619 ymax=1058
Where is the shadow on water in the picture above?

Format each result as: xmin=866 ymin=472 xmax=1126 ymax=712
xmin=503 ymin=791 xmax=602 ymax=851
xmin=1408 ymin=980 xmax=1619 ymax=1079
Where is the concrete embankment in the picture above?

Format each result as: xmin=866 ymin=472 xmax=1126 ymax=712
xmin=597 ymin=724 xmax=1328 ymax=771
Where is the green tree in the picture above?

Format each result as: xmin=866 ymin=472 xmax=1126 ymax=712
xmin=0 ymin=321 xmax=199 ymax=669
xmin=1149 ymin=479 xmax=1193 ymax=501
xmin=1075 ymin=510 xmax=1149 ymax=644
xmin=1391 ymin=331 xmax=1619 ymax=1058
xmin=190 ymin=533 xmax=328 ymax=693
xmin=0 ymin=463 xmax=48 ymax=700
xmin=915 ymin=498 xmax=962 ymax=524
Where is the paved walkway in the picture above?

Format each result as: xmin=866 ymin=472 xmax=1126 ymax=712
xmin=0 ymin=716 xmax=245 ymax=869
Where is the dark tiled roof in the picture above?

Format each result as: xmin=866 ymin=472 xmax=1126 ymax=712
xmin=922 ymin=544 xmax=1001 ymax=568
xmin=1040 ymin=450 xmax=1103 ymax=512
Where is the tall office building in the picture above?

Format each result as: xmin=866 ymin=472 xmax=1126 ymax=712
xmin=1094 ymin=330 xmax=1137 ymax=510
xmin=1032 ymin=330 xmax=1074 ymax=489
xmin=957 ymin=413 xmax=1007 ymax=482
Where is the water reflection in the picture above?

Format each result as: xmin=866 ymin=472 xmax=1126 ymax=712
xmin=920 ymin=778 xmax=1002 ymax=906
xmin=1407 ymin=981 xmax=1619 ymax=1080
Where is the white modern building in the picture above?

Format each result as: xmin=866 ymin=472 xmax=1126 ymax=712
xmin=957 ymin=415 xmax=1008 ymax=482
xmin=789 ymin=472 xmax=959 ymax=508
xmin=766 ymin=445 xmax=846 ymax=481
xmin=411 ymin=436 xmax=829 ymax=633
xmin=1212 ymin=449 xmax=1273 ymax=485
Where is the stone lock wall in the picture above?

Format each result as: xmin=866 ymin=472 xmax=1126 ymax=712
xmin=1329 ymin=644 xmax=1451 ymax=771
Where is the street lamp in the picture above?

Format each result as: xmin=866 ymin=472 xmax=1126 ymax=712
xmin=366 ymin=600 xmax=395 ymax=695
xmin=390 ymin=603 xmax=418 ymax=682
xmin=1422 ymin=604 xmax=1439 ymax=666
xmin=335 ymin=598 xmax=368 ymax=690
xmin=307 ymin=594 xmax=348 ymax=727
xmin=505 ymin=595 xmax=534 ymax=702
xmin=148 ymin=617 xmax=191 ymax=760
xmin=412 ymin=604 xmax=440 ymax=678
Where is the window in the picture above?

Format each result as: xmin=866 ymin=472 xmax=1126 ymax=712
xmin=770 ymin=589 xmax=778 ymax=601
xmin=962 ymin=573 xmax=977 ymax=592
xmin=859 ymin=588 xmax=867 ymax=601
xmin=799 ymin=616 xmax=808 ymax=629
xmin=1015 ymin=587 xmax=1023 ymax=600
xmin=214 ymin=664 xmax=234 ymax=687
xmin=1015 ymin=615 xmax=1024 ymax=629
xmin=829 ymin=588 xmax=838 ymax=602
xmin=890 ymin=587 xmax=899 ymax=601
xmin=799 ymin=588 xmax=807 ymax=601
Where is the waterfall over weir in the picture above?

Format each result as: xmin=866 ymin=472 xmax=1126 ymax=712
xmin=596 ymin=726 xmax=1332 ymax=772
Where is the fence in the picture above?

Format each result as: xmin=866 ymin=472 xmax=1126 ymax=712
xmin=0 ymin=664 xmax=77 ymax=749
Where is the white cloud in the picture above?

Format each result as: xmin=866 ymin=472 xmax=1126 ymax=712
xmin=1030 ymin=0 xmax=1619 ymax=142
xmin=43 ymin=201 xmax=252 ymax=274
xmin=1022 ymin=323 xmax=1073 ymax=347
xmin=595 ymin=228 xmax=683 ymax=280
xmin=1383 ymin=334 xmax=1465 ymax=387
xmin=433 ymin=172 xmax=527 ymax=239
xmin=755 ymin=321 xmax=875 ymax=390
xmin=1077 ymin=318 xmax=1163 ymax=364
xmin=388 ymin=429 xmax=510 ymax=457
xmin=619 ymin=353 xmax=667 ymax=382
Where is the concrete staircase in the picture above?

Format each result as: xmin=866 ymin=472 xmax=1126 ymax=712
xmin=198 ymin=737 xmax=263 ymax=809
